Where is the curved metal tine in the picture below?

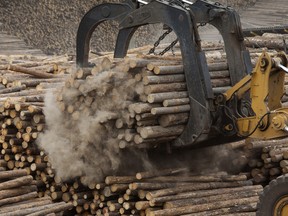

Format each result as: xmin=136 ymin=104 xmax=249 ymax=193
xmin=76 ymin=2 xmax=134 ymax=67
xmin=119 ymin=0 xmax=211 ymax=146
xmin=114 ymin=27 xmax=138 ymax=58
xmin=189 ymin=1 xmax=249 ymax=84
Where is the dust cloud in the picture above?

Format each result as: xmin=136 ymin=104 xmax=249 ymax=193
xmin=37 ymin=59 xmax=248 ymax=185
xmin=37 ymin=61 xmax=151 ymax=185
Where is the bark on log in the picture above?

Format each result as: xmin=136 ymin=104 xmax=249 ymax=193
xmin=158 ymin=113 xmax=189 ymax=127
xmin=0 ymin=175 xmax=33 ymax=190
xmin=149 ymin=185 xmax=262 ymax=206
xmin=0 ymin=185 xmax=37 ymax=200
xmin=163 ymin=189 xmax=260 ymax=208
xmin=147 ymin=91 xmax=188 ymax=103
xmin=139 ymin=125 xmax=185 ymax=139
xmin=143 ymin=75 xmax=185 ymax=85
xmin=151 ymin=105 xmax=190 ymax=115
xmin=0 ymin=191 xmax=38 ymax=207
xmin=147 ymin=196 xmax=259 ymax=216
xmin=146 ymin=180 xmax=253 ymax=200
xmin=144 ymin=83 xmax=186 ymax=94
xmin=136 ymin=168 xmax=189 ymax=180
xmin=8 ymin=65 xmax=55 ymax=78
xmin=163 ymin=98 xmax=189 ymax=107
xmin=0 ymin=198 xmax=52 ymax=214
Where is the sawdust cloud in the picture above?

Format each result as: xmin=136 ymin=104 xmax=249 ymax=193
xmin=37 ymin=62 xmax=152 ymax=185
xmin=147 ymin=142 xmax=247 ymax=176
xmin=37 ymin=61 xmax=248 ymax=185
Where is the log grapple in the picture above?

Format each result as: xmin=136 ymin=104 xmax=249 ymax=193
xmin=76 ymin=0 xmax=288 ymax=148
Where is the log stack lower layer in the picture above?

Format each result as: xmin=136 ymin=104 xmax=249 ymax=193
xmin=0 ymin=168 xmax=73 ymax=216
xmin=246 ymin=137 xmax=288 ymax=185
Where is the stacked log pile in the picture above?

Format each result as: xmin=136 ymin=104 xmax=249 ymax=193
xmin=246 ymin=137 xmax=288 ymax=185
xmin=0 ymin=168 xmax=73 ymax=215
xmin=60 ymin=170 xmax=261 ymax=216
xmin=0 ymin=36 xmax=286 ymax=215
xmin=0 ymin=54 xmax=74 ymax=214
xmin=0 ymin=167 xmax=261 ymax=215
xmin=58 ymin=54 xmax=231 ymax=150
xmin=0 ymin=54 xmax=71 ymax=177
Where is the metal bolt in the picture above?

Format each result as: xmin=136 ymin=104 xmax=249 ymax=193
xmin=101 ymin=6 xmax=111 ymax=18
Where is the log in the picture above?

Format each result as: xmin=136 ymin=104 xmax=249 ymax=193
xmin=209 ymin=70 xmax=229 ymax=79
xmin=129 ymin=58 xmax=154 ymax=69
xmin=139 ymin=125 xmax=185 ymax=139
xmin=184 ymin=203 xmax=257 ymax=216
xmin=151 ymin=105 xmax=190 ymax=115
xmin=163 ymin=98 xmax=189 ymax=107
xmin=247 ymin=137 xmax=288 ymax=150
xmin=211 ymin=78 xmax=231 ymax=87
xmin=0 ymin=191 xmax=38 ymax=207
xmin=0 ymin=198 xmax=52 ymax=214
xmin=134 ymin=135 xmax=177 ymax=144
xmin=158 ymin=113 xmax=189 ymax=127
xmin=163 ymin=189 xmax=260 ymax=208
xmin=8 ymin=64 xmax=55 ymax=78
xmin=0 ymin=169 xmax=27 ymax=180
xmin=149 ymin=185 xmax=262 ymax=206
xmin=0 ymin=175 xmax=33 ymax=190
xmin=110 ymin=184 xmax=129 ymax=193
xmin=208 ymin=62 xmax=228 ymax=71
xmin=105 ymin=176 xmax=137 ymax=185
xmin=153 ymin=65 xmax=183 ymax=75
xmin=18 ymin=78 xmax=65 ymax=87
xmin=146 ymin=181 xmax=253 ymax=200
xmin=244 ymin=37 xmax=286 ymax=50
xmin=0 ymin=185 xmax=37 ymax=200
xmin=135 ymin=201 xmax=151 ymax=210
xmin=143 ymin=75 xmax=185 ymax=85
xmin=147 ymin=196 xmax=259 ymax=216
xmin=131 ymin=182 xmax=201 ymax=191
xmin=5 ymin=202 xmax=73 ymax=216
xmin=0 ymin=85 xmax=26 ymax=94
xmin=130 ymin=103 xmax=161 ymax=114
xmin=136 ymin=168 xmax=189 ymax=180
xmin=147 ymin=91 xmax=188 ymax=103
xmin=144 ymin=83 xmax=186 ymax=94
xmin=147 ymin=174 xmax=247 ymax=183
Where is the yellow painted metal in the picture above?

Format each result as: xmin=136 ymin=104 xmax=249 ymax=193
xmin=273 ymin=195 xmax=288 ymax=216
xmin=224 ymin=74 xmax=251 ymax=101
xmin=237 ymin=111 xmax=288 ymax=139
xmin=272 ymin=114 xmax=288 ymax=130
xmin=224 ymin=51 xmax=288 ymax=139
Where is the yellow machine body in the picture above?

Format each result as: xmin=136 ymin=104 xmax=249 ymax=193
xmin=224 ymin=51 xmax=288 ymax=139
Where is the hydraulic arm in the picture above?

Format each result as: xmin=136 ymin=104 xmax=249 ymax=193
xmin=221 ymin=51 xmax=288 ymax=139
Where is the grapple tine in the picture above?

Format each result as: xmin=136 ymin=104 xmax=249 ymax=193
xmin=76 ymin=2 xmax=135 ymax=67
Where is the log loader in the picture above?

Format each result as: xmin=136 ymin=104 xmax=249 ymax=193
xmin=76 ymin=0 xmax=288 ymax=215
